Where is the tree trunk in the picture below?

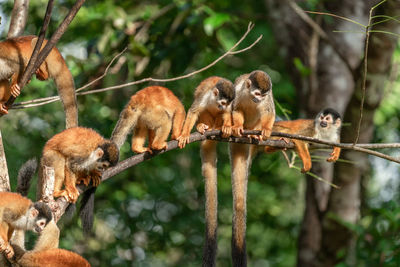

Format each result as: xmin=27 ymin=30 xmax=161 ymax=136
xmin=265 ymin=0 xmax=399 ymax=265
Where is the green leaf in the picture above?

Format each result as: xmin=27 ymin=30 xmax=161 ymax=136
xmin=203 ymin=13 xmax=231 ymax=36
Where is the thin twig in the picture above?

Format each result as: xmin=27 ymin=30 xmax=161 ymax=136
xmin=10 ymin=22 xmax=262 ymax=109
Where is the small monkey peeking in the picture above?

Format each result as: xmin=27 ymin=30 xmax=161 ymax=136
xmin=111 ymin=86 xmax=186 ymax=154
xmin=265 ymin=108 xmax=342 ymax=172
xmin=0 ymin=192 xmax=52 ymax=259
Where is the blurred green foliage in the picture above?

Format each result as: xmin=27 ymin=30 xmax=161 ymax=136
xmin=0 ymin=0 xmax=399 ymax=266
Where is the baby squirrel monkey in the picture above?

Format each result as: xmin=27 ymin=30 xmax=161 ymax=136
xmin=176 ymin=77 xmax=234 ymax=266
xmin=0 ymin=35 xmax=78 ymax=128
xmin=111 ymin=86 xmax=186 ymax=153
xmin=12 ymin=220 xmax=90 ymax=267
xmin=0 ymin=192 xmax=52 ymax=260
xmin=229 ymin=70 xmax=275 ymax=266
xmin=37 ymin=127 xmax=119 ymax=204
xmin=265 ymin=108 xmax=342 ymax=173
xmin=177 ymin=76 xmax=235 ymax=147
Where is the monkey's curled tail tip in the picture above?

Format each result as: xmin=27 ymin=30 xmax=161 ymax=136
xmin=16 ymin=158 xmax=38 ymax=196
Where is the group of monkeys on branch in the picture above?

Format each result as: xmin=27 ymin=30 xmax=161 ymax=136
xmin=0 ymin=35 xmax=342 ymax=267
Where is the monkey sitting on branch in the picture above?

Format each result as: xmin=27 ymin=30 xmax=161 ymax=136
xmin=176 ymin=76 xmax=235 ymax=266
xmin=265 ymin=108 xmax=342 ymax=172
xmin=0 ymin=35 xmax=78 ymax=129
xmin=111 ymin=86 xmax=186 ymax=154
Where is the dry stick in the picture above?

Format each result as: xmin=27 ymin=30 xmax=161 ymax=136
xmin=101 ymin=130 xmax=291 ymax=180
xmin=0 ymin=131 xmax=10 ymax=192
xmin=7 ymin=0 xmax=30 ymax=38
xmin=11 ymin=22 xmax=262 ymax=109
xmin=12 ymin=47 xmax=129 ymax=107
xmin=2 ymin=0 xmax=86 ymax=113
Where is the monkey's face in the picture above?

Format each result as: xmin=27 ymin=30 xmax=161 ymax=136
xmin=247 ymin=70 xmax=272 ymax=103
xmin=316 ymin=112 xmax=341 ymax=133
xmin=27 ymin=207 xmax=49 ymax=233
xmin=94 ymin=159 xmax=111 ymax=172
xmin=250 ymin=88 xmax=267 ymax=103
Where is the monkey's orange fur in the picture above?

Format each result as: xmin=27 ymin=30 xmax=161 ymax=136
xmin=39 ymin=127 xmax=119 ymax=203
xmin=178 ymin=77 xmax=234 ymax=148
xmin=264 ymin=119 xmax=341 ymax=172
xmin=18 ymin=249 xmax=91 ymax=267
xmin=111 ymin=86 xmax=186 ymax=153
xmin=0 ymin=35 xmax=78 ymax=128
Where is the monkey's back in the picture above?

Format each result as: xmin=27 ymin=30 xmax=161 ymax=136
xmin=0 ymin=192 xmax=31 ymax=216
xmin=273 ymin=119 xmax=315 ymax=136
xmin=43 ymin=127 xmax=105 ymax=158
xmin=18 ymin=248 xmax=91 ymax=267
xmin=129 ymin=86 xmax=183 ymax=115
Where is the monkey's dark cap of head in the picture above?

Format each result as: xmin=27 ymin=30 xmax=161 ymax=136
xmin=34 ymin=202 xmax=53 ymax=223
xmin=100 ymin=141 xmax=119 ymax=166
xmin=249 ymin=70 xmax=272 ymax=92
xmin=216 ymin=78 xmax=235 ymax=102
xmin=322 ymin=108 xmax=341 ymax=120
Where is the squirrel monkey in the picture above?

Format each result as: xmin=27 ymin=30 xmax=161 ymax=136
xmin=37 ymin=127 xmax=119 ymax=204
xmin=0 ymin=35 xmax=78 ymax=128
xmin=265 ymin=108 xmax=342 ymax=173
xmin=0 ymin=192 xmax=52 ymax=260
xmin=111 ymin=86 xmax=186 ymax=153
xmin=176 ymin=77 xmax=234 ymax=266
xmin=229 ymin=70 xmax=275 ymax=266
xmin=12 ymin=220 xmax=91 ymax=267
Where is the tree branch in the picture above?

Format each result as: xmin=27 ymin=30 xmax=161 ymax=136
xmin=7 ymin=0 xmax=30 ymax=38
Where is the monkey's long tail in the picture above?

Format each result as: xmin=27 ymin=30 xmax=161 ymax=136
xmin=16 ymin=158 xmax=38 ymax=196
xmin=201 ymin=140 xmax=218 ymax=267
xmin=111 ymin=105 xmax=141 ymax=149
xmin=53 ymin=63 xmax=78 ymax=129
xmin=229 ymin=143 xmax=250 ymax=267
xmin=79 ymin=187 xmax=97 ymax=236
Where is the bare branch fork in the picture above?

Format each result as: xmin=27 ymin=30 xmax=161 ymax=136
xmin=11 ymin=22 xmax=263 ymax=109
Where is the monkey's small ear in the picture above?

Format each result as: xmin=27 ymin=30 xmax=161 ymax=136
xmin=213 ymin=88 xmax=219 ymax=97
xmin=335 ymin=118 xmax=342 ymax=126
xmin=31 ymin=208 xmax=39 ymax=217
xmin=245 ymin=79 xmax=251 ymax=89
xmin=95 ymin=148 xmax=104 ymax=158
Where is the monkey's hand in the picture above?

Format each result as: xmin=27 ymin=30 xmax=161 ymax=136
xmin=232 ymin=126 xmax=244 ymax=137
xmin=10 ymin=84 xmax=21 ymax=98
xmin=0 ymin=239 xmax=14 ymax=259
xmin=221 ymin=125 xmax=232 ymax=138
xmin=261 ymin=128 xmax=272 ymax=140
xmin=91 ymin=170 xmax=102 ymax=187
xmin=0 ymin=104 xmax=8 ymax=114
xmin=196 ymin=123 xmax=209 ymax=134
xmin=177 ymin=135 xmax=190 ymax=149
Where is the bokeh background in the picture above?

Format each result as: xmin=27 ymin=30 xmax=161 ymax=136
xmin=1 ymin=0 xmax=399 ymax=266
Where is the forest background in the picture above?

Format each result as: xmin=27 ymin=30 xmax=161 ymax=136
xmin=1 ymin=0 xmax=400 ymax=266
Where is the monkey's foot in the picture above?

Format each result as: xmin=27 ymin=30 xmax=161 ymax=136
xmin=132 ymin=146 xmax=152 ymax=154
xmin=177 ymin=135 xmax=190 ymax=149
xmin=301 ymin=163 xmax=311 ymax=173
xmin=327 ymin=153 xmax=339 ymax=162
xmin=221 ymin=125 xmax=232 ymax=138
xmin=0 ymin=104 xmax=8 ymax=114
xmin=151 ymin=142 xmax=167 ymax=151
xmin=54 ymin=189 xmax=79 ymax=203
xmin=232 ymin=126 xmax=244 ymax=137
xmin=10 ymin=84 xmax=20 ymax=98
xmin=0 ymin=240 xmax=14 ymax=259
xmin=196 ymin=123 xmax=209 ymax=134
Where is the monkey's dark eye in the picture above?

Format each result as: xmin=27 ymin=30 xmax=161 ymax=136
xmin=254 ymin=92 xmax=261 ymax=96
xmin=220 ymin=100 xmax=227 ymax=106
